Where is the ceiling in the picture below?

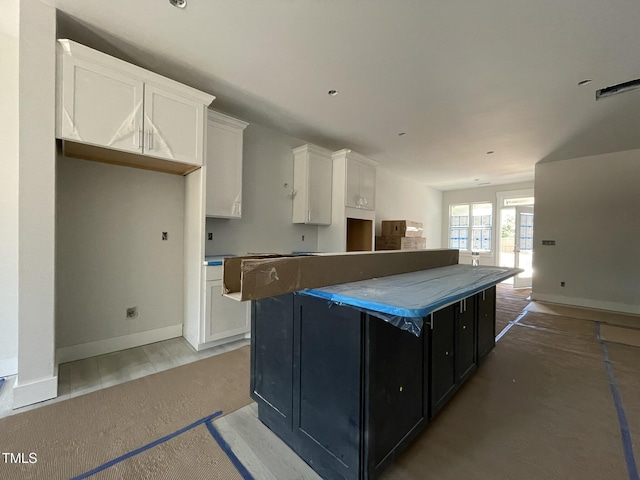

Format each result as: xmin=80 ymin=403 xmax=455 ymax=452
xmin=48 ymin=0 xmax=640 ymax=190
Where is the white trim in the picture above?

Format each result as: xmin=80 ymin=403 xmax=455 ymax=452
xmin=56 ymin=324 xmax=183 ymax=364
xmin=192 ymin=332 xmax=249 ymax=352
xmin=0 ymin=357 xmax=18 ymax=377
xmin=531 ymin=293 xmax=640 ymax=316
xmin=13 ymin=374 xmax=58 ymax=409
xmin=208 ymin=110 xmax=249 ymax=130
xmin=496 ymin=188 xmax=535 ymax=208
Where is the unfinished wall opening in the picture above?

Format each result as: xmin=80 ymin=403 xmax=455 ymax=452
xmin=346 ymin=218 xmax=373 ymax=251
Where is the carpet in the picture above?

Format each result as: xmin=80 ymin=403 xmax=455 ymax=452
xmin=0 ymin=346 xmax=251 ymax=480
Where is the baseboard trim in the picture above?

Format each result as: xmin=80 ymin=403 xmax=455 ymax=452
xmin=0 ymin=356 xmax=18 ymax=377
xmin=194 ymin=332 xmax=249 ymax=352
xmin=56 ymin=324 xmax=183 ymax=364
xmin=13 ymin=375 xmax=58 ymax=409
xmin=531 ymin=293 xmax=640 ymax=316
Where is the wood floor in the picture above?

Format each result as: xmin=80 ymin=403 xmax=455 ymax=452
xmin=0 ymin=336 xmax=250 ymax=419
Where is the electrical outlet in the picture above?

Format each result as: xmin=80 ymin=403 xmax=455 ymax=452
xmin=126 ymin=307 xmax=138 ymax=319
xmin=302 ymin=235 xmax=305 ymax=241
xmin=560 ymin=281 xmax=565 ymax=287
xmin=208 ymin=233 xmax=213 ymax=240
xmin=162 ymin=232 xmax=168 ymax=241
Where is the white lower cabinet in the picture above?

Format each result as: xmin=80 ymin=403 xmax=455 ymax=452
xmin=204 ymin=279 xmax=250 ymax=343
xmin=201 ymin=266 xmax=250 ymax=348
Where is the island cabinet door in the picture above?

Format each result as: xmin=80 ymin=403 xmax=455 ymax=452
xmin=430 ymin=305 xmax=457 ymax=418
xmin=456 ymin=296 xmax=477 ymax=384
xmin=477 ymin=286 xmax=497 ymax=364
xmin=293 ymin=295 xmax=364 ymax=480
xmin=251 ymin=295 xmax=295 ymax=431
xmin=364 ymin=314 xmax=427 ymax=478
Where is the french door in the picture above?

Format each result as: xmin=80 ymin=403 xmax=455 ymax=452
xmin=513 ymin=206 xmax=534 ymax=288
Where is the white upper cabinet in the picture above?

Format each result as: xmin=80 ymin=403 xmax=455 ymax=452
xmin=337 ymin=149 xmax=377 ymax=210
xmin=205 ymin=111 xmax=249 ymax=218
xmin=292 ymin=144 xmax=333 ymax=225
xmin=143 ymin=84 xmax=206 ymax=165
xmin=56 ymin=40 xmax=214 ymax=172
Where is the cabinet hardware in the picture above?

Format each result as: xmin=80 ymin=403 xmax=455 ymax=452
xmin=462 ymin=325 xmax=466 ymax=330
xmin=307 ymin=210 xmax=311 ymax=222
xmin=430 ymin=313 xmax=434 ymax=330
xmin=482 ymin=290 xmax=486 ymax=301
xmin=445 ymin=351 xmax=449 ymax=356
xmin=138 ymin=128 xmax=143 ymax=149
xmin=460 ymin=299 xmax=467 ymax=312
xmin=148 ymin=130 xmax=154 ymax=150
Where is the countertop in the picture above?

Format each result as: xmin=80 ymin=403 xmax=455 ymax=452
xmin=203 ymin=254 xmax=235 ymax=266
xmin=297 ymin=264 xmax=522 ymax=335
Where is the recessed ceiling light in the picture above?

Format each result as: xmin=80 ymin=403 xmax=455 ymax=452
xmin=328 ymin=90 xmax=338 ymax=96
xmin=169 ymin=0 xmax=187 ymax=8
xmin=486 ymin=151 xmax=494 ymax=155
xmin=578 ymin=79 xmax=592 ymax=86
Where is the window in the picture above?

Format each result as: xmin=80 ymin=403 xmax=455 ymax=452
xmin=449 ymin=202 xmax=493 ymax=252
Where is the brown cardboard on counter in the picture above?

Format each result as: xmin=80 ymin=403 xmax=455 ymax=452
xmin=381 ymin=220 xmax=424 ymax=237
xmin=223 ymin=249 xmax=459 ymax=301
xmin=375 ymin=236 xmax=427 ymax=250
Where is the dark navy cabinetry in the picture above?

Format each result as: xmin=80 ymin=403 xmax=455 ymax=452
xmin=477 ymin=286 xmax=497 ymax=364
xmin=251 ymin=287 xmax=497 ymax=480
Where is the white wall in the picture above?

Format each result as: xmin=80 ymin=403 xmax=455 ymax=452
xmin=56 ymin=156 xmax=185 ymax=349
xmin=14 ymin=0 xmax=57 ymax=408
xmin=441 ymin=181 xmax=535 ymax=265
xmin=0 ymin=2 xmax=20 ymax=377
xmin=205 ymin=122 xmax=319 ymax=255
xmin=533 ymin=150 xmax=640 ymax=314
xmin=375 ymin=167 xmax=442 ymax=249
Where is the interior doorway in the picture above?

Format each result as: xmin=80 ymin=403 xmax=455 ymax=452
xmin=497 ymin=191 xmax=534 ymax=288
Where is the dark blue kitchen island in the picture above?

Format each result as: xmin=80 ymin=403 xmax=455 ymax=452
xmin=250 ymin=265 xmax=520 ymax=479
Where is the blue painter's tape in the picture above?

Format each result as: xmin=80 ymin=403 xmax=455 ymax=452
xmin=205 ymin=419 xmax=255 ymax=480
xmin=71 ymin=411 xmax=223 ymax=480
xmin=495 ymin=311 xmax=528 ymax=342
xmin=0 ymin=378 xmax=5 ymax=392
xmin=596 ymin=322 xmax=639 ymax=480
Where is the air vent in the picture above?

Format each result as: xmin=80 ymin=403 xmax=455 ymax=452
xmin=596 ymin=78 xmax=640 ymax=100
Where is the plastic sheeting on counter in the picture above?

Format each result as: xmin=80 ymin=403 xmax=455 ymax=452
xmin=296 ymin=264 xmax=522 ymax=336
xmin=204 ymin=255 xmax=236 ymax=266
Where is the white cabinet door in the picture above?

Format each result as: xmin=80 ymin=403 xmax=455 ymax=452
xmin=358 ymin=162 xmax=376 ymax=211
xmin=58 ymin=53 xmax=144 ymax=154
xmin=345 ymin=158 xmax=376 ymax=210
xmin=205 ymin=280 xmax=250 ymax=343
xmin=292 ymin=144 xmax=332 ymax=225
xmin=144 ymin=84 xmax=205 ymax=166
xmin=205 ymin=112 xmax=248 ymax=218
xmin=308 ymin=153 xmax=332 ymax=224
xmin=345 ymin=159 xmax=361 ymax=208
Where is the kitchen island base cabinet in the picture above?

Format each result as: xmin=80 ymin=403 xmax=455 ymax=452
xmin=477 ymin=286 xmax=497 ymax=364
xmin=252 ymin=295 xmax=428 ymax=480
xmin=251 ymin=287 xmax=496 ymax=479
xmin=429 ymin=296 xmax=477 ymax=418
